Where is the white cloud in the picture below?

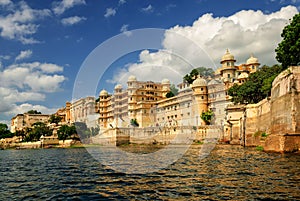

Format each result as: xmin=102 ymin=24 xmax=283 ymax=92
xmin=141 ymin=4 xmax=154 ymax=13
xmin=0 ymin=62 xmax=65 ymax=93
xmin=104 ymin=8 xmax=117 ymax=18
xmin=119 ymin=0 xmax=126 ymax=5
xmin=52 ymin=0 xmax=86 ymax=15
xmin=0 ymin=60 xmax=66 ymax=121
xmin=61 ymin=16 xmax=86 ymax=26
xmin=0 ymin=1 xmax=51 ymax=44
xmin=4 ymin=103 xmax=57 ymax=116
xmin=120 ymin=24 xmax=132 ymax=36
xmin=0 ymin=0 xmax=12 ymax=6
xmin=110 ymin=6 xmax=299 ymax=86
xmin=15 ymin=50 xmax=32 ymax=61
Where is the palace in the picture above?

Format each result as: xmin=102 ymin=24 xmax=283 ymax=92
xmin=96 ymin=49 xmax=260 ymax=130
xmin=11 ymin=49 xmax=260 ymax=136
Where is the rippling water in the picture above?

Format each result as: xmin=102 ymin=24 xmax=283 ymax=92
xmin=1 ymin=145 xmax=299 ymax=200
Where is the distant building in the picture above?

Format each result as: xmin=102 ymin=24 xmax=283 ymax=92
xmin=11 ymin=113 xmax=51 ymax=133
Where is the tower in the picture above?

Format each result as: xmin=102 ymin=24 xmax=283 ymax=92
xmin=246 ymin=54 xmax=260 ymax=73
xmin=220 ymin=49 xmax=236 ymax=82
xmin=191 ymin=76 xmax=208 ymax=125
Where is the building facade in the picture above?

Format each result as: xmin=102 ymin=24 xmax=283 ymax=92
xmin=96 ymin=50 xmax=260 ymax=131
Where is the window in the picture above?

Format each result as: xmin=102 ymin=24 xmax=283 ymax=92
xmin=201 ymin=87 xmax=203 ymax=91
xmin=227 ymin=74 xmax=230 ymax=78
xmin=227 ymin=62 xmax=230 ymax=66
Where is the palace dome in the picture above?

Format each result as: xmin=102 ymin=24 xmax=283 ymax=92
xmin=192 ymin=77 xmax=207 ymax=87
xmin=221 ymin=49 xmax=235 ymax=63
xmin=246 ymin=55 xmax=259 ymax=65
xmin=128 ymin=75 xmax=137 ymax=82
xmin=162 ymin=78 xmax=170 ymax=84
xmin=99 ymin=89 xmax=108 ymax=96
xmin=114 ymin=84 xmax=122 ymax=89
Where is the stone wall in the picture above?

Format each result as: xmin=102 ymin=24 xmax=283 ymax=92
xmin=245 ymin=99 xmax=271 ymax=146
xmin=225 ymin=66 xmax=300 ymax=152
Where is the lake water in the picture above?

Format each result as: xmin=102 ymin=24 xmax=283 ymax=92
xmin=1 ymin=145 xmax=299 ymax=200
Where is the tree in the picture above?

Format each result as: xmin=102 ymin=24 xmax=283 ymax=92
xmin=49 ymin=114 xmax=63 ymax=125
xmin=200 ymin=110 xmax=214 ymax=125
xmin=228 ymin=65 xmax=283 ymax=104
xmin=24 ymin=122 xmax=52 ymax=142
xmin=74 ymin=122 xmax=89 ymax=139
xmin=275 ymin=13 xmax=300 ymax=69
xmin=0 ymin=123 xmax=13 ymax=139
xmin=57 ymin=125 xmax=76 ymax=142
xmin=184 ymin=67 xmax=214 ymax=84
xmin=27 ymin=110 xmax=41 ymax=114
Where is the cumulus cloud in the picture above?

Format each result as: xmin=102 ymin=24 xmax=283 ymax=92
xmin=120 ymin=24 xmax=132 ymax=36
xmin=104 ymin=8 xmax=116 ymax=18
xmin=61 ymin=16 xmax=86 ymax=26
xmin=15 ymin=50 xmax=32 ymax=61
xmin=141 ymin=4 xmax=154 ymax=13
xmin=0 ymin=61 xmax=66 ymax=118
xmin=52 ymin=0 xmax=86 ymax=15
xmin=0 ymin=1 xmax=51 ymax=44
xmin=110 ymin=6 xmax=299 ymax=86
xmin=4 ymin=103 xmax=57 ymax=116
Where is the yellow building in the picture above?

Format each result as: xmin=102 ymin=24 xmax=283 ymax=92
xmin=96 ymin=50 xmax=260 ymax=130
xmin=11 ymin=113 xmax=51 ymax=133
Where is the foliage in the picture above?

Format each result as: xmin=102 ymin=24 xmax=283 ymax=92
xmin=74 ymin=122 xmax=99 ymax=139
xmin=0 ymin=123 xmax=14 ymax=139
xmin=49 ymin=114 xmax=63 ymax=125
xmin=15 ymin=129 xmax=26 ymax=141
xmin=228 ymin=65 xmax=284 ymax=104
xmin=23 ymin=122 xmax=53 ymax=142
xmin=256 ymin=146 xmax=264 ymax=151
xmin=130 ymin=119 xmax=139 ymax=127
xmin=275 ymin=13 xmax=300 ymax=69
xmin=27 ymin=110 xmax=41 ymax=114
xmin=170 ymin=84 xmax=178 ymax=96
xmin=200 ymin=110 xmax=214 ymax=125
xmin=184 ymin=67 xmax=214 ymax=84
xmin=261 ymin=132 xmax=268 ymax=138
xmin=57 ymin=124 xmax=77 ymax=141
xmin=166 ymin=91 xmax=175 ymax=98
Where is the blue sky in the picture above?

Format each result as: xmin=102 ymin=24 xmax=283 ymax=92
xmin=0 ymin=0 xmax=299 ymax=125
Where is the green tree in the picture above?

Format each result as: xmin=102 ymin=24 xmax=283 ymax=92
xmin=228 ymin=65 xmax=283 ymax=104
xmin=0 ymin=123 xmax=13 ymax=139
xmin=27 ymin=110 xmax=42 ymax=114
xmin=57 ymin=124 xmax=77 ymax=142
xmin=275 ymin=13 xmax=300 ymax=69
xmin=49 ymin=114 xmax=63 ymax=125
xmin=184 ymin=67 xmax=214 ymax=84
xmin=24 ymin=122 xmax=52 ymax=142
xmin=200 ymin=110 xmax=214 ymax=125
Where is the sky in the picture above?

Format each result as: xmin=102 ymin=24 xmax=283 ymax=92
xmin=0 ymin=0 xmax=299 ymax=126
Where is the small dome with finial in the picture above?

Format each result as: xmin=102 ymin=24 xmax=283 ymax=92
xmin=192 ymin=76 xmax=207 ymax=87
xmin=246 ymin=54 xmax=259 ymax=65
xmin=99 ymin=89 xmax=108 ymax=96
xmin=221 ymin=49 xmax=235 ymax=63
xmin=128 ymin=75 xmax=137 ymax=82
